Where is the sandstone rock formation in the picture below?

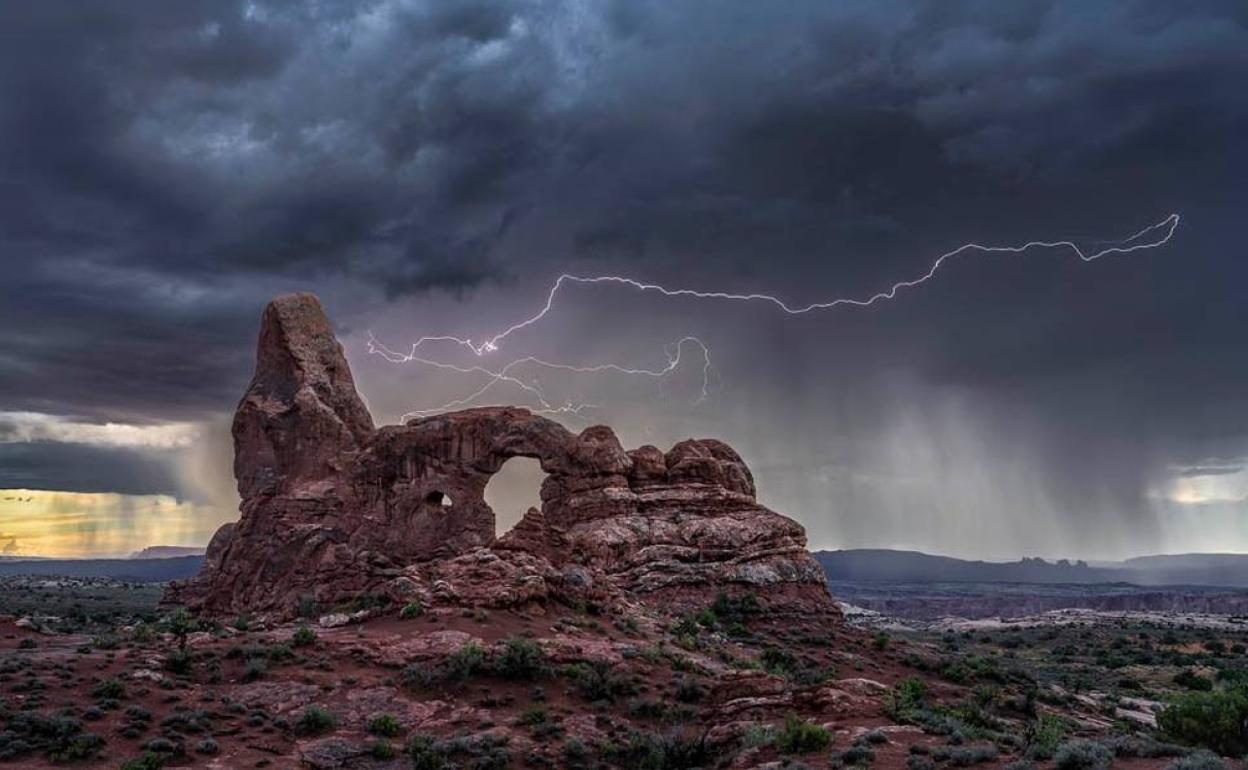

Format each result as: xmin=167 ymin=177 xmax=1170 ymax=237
xmin=168 ymin=293 xmax=835 ymax=619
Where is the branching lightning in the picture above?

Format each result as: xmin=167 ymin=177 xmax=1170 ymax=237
xmin=370 ymin=213 xmax=1179 ymax=420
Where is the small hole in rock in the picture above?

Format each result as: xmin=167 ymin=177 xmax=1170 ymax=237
xmin=424 ymin=490 xmax=452 ymax=508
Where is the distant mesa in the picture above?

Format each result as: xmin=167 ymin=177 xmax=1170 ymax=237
xmin=166 ymin=293 xmax=836 ymax=620
xmin=129 ymin=546 xmax=206 ymax=560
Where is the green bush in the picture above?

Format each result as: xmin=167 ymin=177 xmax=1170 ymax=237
xmin=400 ymin=601 xmax=424 ymax=620
xmin=120 ymin=752 xmax=166 ymax=770
xmin=1174 ymin=669 xmax=1214 ymax=691
xmin=91 ymin=678 xmax=126 ymax=700
xmin=1024 ymin=713 xmax=1072 ymax=760
xmin=47 ymin=732 xmax=105 ymax=762
xmin=567 ymin=660 xmax=634 ymax=703
xmin=1158 ymin=685 xmax=1248 ymax=755
xmin=774 ymin=713 xmax=832 ymax=755
xmin=495 ymin=637 xmax=547 ymax=680
xmin=601 ymin=730 xmax=718 ymax=769
xmin=294 ymin=705 xmax=336 ymax=736
xmin=446 ymin=643 xmax=486 ymax=681
xmin=368 ymin=713 xmax=402 ymax=738
xmin=163 ymin=648 xmax=193 ymax=675
xmin=406 ymin=734 xmax=449 ymax=770
xmin=884 ymin=677 xmax=927 ymax=719
xmin=291 ymin=626 xmax=317 ymax=647
xmin=406 ymin=733 xmax=511 ymax=770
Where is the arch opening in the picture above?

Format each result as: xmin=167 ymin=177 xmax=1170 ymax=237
xmin=484 ymin=457 xmax=545 ymax=537
xmin=423 ymin=490 xmax=452 ymax=510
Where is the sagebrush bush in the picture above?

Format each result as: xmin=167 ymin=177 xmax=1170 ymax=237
xmin=294 ymin=705 xmax=336 ymax=735
xmin=1053 ymin=739 xmax=1113 ymax=770
xmin=495 ymin=637 xmax=546 ymax=680
xmin=1166 ymin=751 xmax=1226 ymax=770
xmin=368 ymin=713 xmax=402 ymax=738
xmin=774 ymin=713 xmax=832 ymax=755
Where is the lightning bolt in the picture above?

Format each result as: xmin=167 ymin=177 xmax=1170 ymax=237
xmin=371 ymin=213 xmax=1179 ymax=419
xmin=368 ymin=334 xmax=712 ymax=420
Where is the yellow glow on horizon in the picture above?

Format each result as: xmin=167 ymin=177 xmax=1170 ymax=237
xmin=0 ymin=489 xmax=232 ymax=558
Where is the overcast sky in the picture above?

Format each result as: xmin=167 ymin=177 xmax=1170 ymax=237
xmin=1 ymin=1 xmax=1246 ymax=558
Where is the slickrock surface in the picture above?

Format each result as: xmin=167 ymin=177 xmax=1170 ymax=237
xmin=168 ymin=293 xmax=834 ymax=620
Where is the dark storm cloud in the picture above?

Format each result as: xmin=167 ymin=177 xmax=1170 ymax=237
xmin=0 ymin=443 xmax=182 ymax=497
xmin=0 ymin=0 xmax=1245 ymax=555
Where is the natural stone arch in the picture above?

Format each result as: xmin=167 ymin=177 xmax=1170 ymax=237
xmin=167 ymin=293 xmax=834 ymax=620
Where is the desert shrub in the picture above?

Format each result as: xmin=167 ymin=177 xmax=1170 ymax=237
xmin=232 ymin=615 xmax=251 ymax=632
xmin=671 ymin=614 xmax=700 ymax=639
xmin=567 ymin=660 xmax=634 ymax=703
xmin=495 ymin=637 xmax=547 ymax=680
xmin=47 ymin=732 xmax=105 ymax=762
xmin=711 ymin=591 xmax=761 ymax=621
xmin=885 ymin=677 xmax=928 ymax=719
xmin=125 ymin=706 xmax=152 ymax=723
xmin=1166 ymin=752 xmax=1226 ymax=770
xmin=1106 ymin=735 xmax=1187 ymax=758
xmin=291 ymin=626 xmax=317 ymax=647
xmin=446 ymin=643 xmax=486 ymax=682
xmin=1024 ymin=713 xmax=1072 ymax=760
xmin=673 ymin=676 xmax=706 ymax=703
xmin=948 ymin=745 xmax=998 ymax=766
xmin=400 ymin=601 xmax=424 ymax=619
xmin=774 ymin=713 xmax=832 ymax=755
xmin=406 ymin=732 xmax=511 ymax=770
xmin=92 ymin=678 xmax=126 ymax=700
xmin=242 ymin=657 xmax=267 ymax=682
xmin=627 ymin=697 xmax=667 ymax=720
xmin=370 ymin=740 xmax=396 ymax=760
xmin=873 ymin=633 xmax=891 ymax=650
xmin=296 ymin=593 xmax=319 ymax=619
xmin=742 ymin=723 xmax=775 ymax=748
xmin=1174 ymin=669 xmax=1214 ymax=691
xmin=759 ymin=647 xmax=798 ymax=676
xmin=1053 ymin=739 xmax=1113 ymax=770
xmin=368 ymin=713 xmax=402 ymax=738
xmin=832 ymin=743 xmax=875 ymax=767
xmin=163 ymin=648 xmax=193 ymax=675
xmin=601 ymin=729 xmax=718 ymax=769
xmin=1003 ymin=761 xmax=1036 ymax=770
xmin=0 ymin=713 xmax=94 ymax=761
xmin=294 ymin=705 xmax=336 ymax=735
xmin=195 ymin=738 xmax=219 ymax=755
xmin=1157 ymin=685 xmax=1248 ymax=755
xmin=120 ymin=752 xmax=166 ymax=770
xmin=907 ymin=755 xmax=936 ymax=770
xmin=562 ymin=737 xmax=592 ymax=767
xmin=402 ymin=662 xmax=440 ymax=689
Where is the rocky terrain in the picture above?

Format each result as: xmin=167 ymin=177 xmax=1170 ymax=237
xmin=829 ymin=581 xmax=1248 ymax=622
